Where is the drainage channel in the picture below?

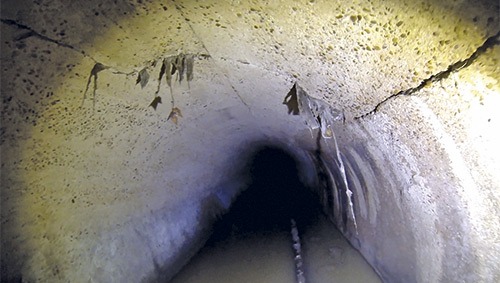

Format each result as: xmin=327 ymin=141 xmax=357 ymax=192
xmin=170 ymin=214 xmax=381 ymax=283
xmin=169 ymin=146 xmax=382 ymax=282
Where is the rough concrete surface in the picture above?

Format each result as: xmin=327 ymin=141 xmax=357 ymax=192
xmin=1 ymin=0 xmax=499 ymax=282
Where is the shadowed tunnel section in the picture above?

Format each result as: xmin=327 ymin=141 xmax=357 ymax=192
xmin=207 ymin=146 xmax=320 ymax=244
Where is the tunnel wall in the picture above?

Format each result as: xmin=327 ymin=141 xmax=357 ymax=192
xmin=1 ymin=0 xmax=499 ymax=282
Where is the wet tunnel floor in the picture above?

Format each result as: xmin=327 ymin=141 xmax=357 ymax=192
xmin=170 ymin=147 xmax=382 ymax=282
xmin=170 ymin=215 xmax=381 ymax=283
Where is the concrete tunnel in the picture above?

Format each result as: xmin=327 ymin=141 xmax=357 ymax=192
xmin=1 ymin=0 xmax=499 ymax=282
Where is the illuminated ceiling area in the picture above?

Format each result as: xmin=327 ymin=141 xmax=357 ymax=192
xmin=1 ymin=0 xmax=499 ymax=282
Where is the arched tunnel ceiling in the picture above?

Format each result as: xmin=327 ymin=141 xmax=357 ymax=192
xmin=1 ymin=0 xmax=499 ymax=282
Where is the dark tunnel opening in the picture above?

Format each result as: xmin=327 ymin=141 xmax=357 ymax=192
xmin=206 ymin=146 xmax=322 ymax=245
xmin=169 ymin=145 xmax=383 ymax=283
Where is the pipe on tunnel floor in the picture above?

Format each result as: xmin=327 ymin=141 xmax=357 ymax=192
xmin=1 ymin=0 xmax=500 ymax=282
